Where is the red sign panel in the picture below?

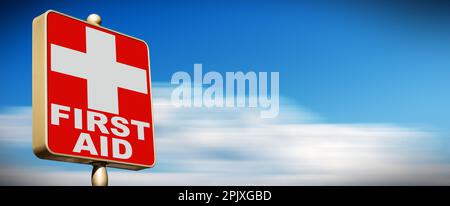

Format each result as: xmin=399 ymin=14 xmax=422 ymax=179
xmin=33 ymin=11 xmax=155 ymax=170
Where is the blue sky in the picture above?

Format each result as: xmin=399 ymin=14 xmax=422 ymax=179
xmin=1 ymin=1 xmax=450 ymax=185
xmin=2 ymin=1 xmax=450 ymax=125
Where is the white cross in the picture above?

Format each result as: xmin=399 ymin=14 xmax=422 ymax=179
xmin=51 ymin=27 xmax=148 ymax=114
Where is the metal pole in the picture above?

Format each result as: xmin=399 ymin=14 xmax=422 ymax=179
xmin=91 ymin=162 xmax=108 ymax=186
xmin=86 ymin=14 xmax=107 ymax=186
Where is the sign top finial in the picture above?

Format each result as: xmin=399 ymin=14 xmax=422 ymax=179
xmin=87 ymin=14 xmax=102 ymax=26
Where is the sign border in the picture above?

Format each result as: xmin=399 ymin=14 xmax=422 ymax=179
xmin=32 ymin=10 xmax=155 ymax=170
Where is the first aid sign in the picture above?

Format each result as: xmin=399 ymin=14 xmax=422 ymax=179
xmin=32 ymin=11 xmax=155 ymax=170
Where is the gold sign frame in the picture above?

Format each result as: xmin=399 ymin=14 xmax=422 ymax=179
xmin=32 ymin=10 xmax=155 ymax=170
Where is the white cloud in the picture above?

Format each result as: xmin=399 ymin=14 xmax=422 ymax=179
xmin=0 ymin=107 xmax=31 ymax=144
xmin=0 ymin=84 xmax=449 ymax=185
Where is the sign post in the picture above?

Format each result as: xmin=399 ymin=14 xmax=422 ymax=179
xmin=86 ymin=13 xmax=108 ymax=187
xmin=92 ymin=161 xmax=108 ymax=186
xmin=32 ymin=10 xmax=155 ymax=186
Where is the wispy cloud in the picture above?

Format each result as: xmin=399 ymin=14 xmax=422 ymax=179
xmin=0 ymin=84 xmax=449 ymax=185
xmin=0 ymin=107 xmax=31 ymax=144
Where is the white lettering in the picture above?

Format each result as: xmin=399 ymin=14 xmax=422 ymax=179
xmin=73 ymin=132 xmax=98 ymax=155
xmin=51 ymin=103 xmax=70 ymax=126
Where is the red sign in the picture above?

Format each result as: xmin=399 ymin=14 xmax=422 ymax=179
xmin=33 ymin=11 xmax=155 ymax=170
